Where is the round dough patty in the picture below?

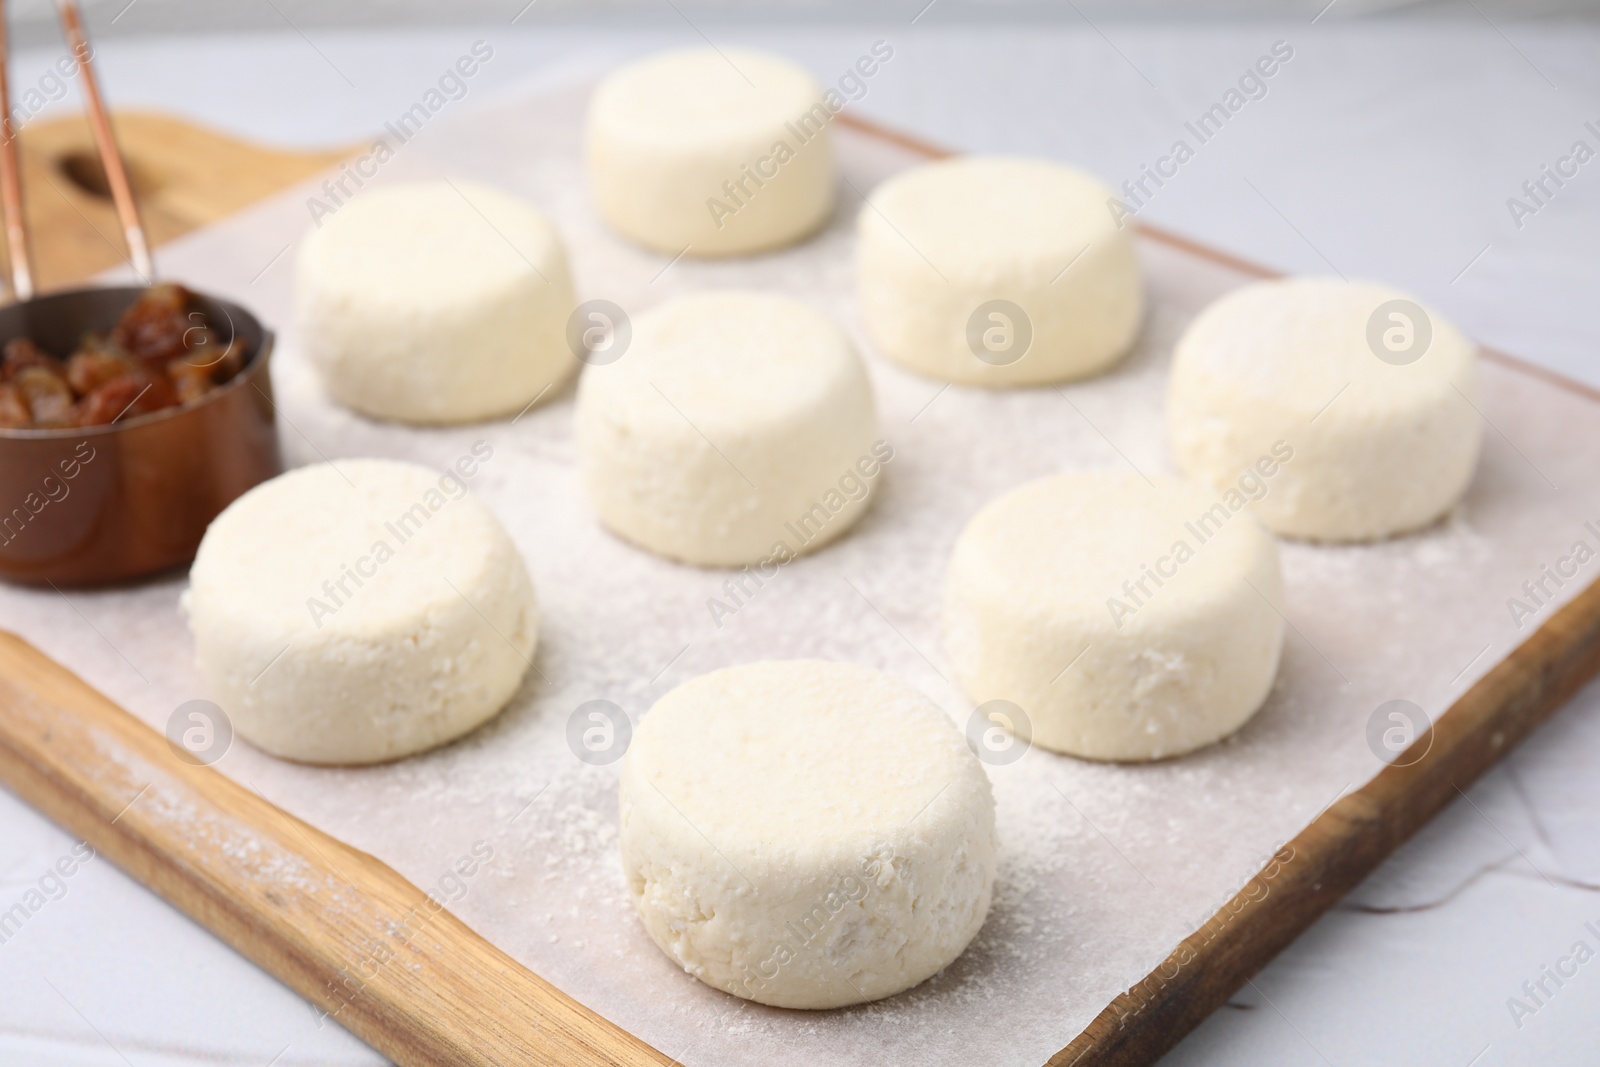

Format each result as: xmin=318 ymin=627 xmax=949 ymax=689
xmin=945 ymin=472 xmax=1285 ymax=761
xmin=185 ymin=457 xmax=536 ymax=764
xmin=857 ymin=156 xmax=1142 ymax=386
xmin=295 ymin=180 xmax=576 ymax=424
xmin=1168 ymin=277 xmax=1482 ymax=541
xmin=620 ymin=660 xmax=996 ymax=1008
xmin=587 ymin=48 xmax=835 ymax=256
xmin=576 ymin=291 xmax=882 ymax=567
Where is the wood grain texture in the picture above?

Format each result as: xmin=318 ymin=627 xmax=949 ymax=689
xmin=0 ymin=630 xmax=674 ymax=1067
xmin=6 ymin=110 xmax=347 ymax=289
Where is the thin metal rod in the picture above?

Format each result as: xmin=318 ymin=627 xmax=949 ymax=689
xmin=57 ymin=0 xmax=153 ymax=283
xmin=0 ymin=0 xmax=33 ymax=301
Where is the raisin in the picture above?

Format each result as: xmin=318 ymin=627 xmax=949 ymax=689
xmin=14 ymin=364 xmax=77 ymax=427
xmin=0 ymin=383 xmax=30 ymax=428
xmin=67 ymin=346 xmax=144 ymax=395
xmin=167 ymin=358 xmax=214 ymax=404
xmin=78 ymin=374 xmax=178 ymax=426
xmin=3 ymin=338 xmax=53 ymax=380
xmin=110 ymin=283 xmax=196 ymax=366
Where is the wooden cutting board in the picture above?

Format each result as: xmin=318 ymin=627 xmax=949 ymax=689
xmin=2 ymin=109 xmax=1599 ymax=1067
xmin=5 ymin=111 xmax=348 ymax=290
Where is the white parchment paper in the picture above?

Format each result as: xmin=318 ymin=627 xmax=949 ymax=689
xmin=3 ymin=73 xmax=1599 ymax=1066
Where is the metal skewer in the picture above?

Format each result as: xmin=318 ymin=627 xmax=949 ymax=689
xmin=57 ymin=0 xmax=154 ymax=284
xmin=0 ymin=0 xmax=33 ymax=301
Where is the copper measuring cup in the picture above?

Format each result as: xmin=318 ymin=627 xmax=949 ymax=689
xmin=0 ymin=1 xmax=281 ymax=586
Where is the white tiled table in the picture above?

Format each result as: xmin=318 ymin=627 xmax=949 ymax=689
xmin=1 ymin=17 xmax=1597 ymax=1065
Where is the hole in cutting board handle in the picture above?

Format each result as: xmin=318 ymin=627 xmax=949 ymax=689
xmin=57 ymin=149 xmax=159 ymax=201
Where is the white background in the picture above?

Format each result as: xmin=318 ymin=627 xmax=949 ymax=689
xmin=1 ymin=11 xmax=1599 ymax=1066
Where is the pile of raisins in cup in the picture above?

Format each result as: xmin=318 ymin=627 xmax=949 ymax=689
xmin=0 ymin=284 xmax=250 ymax=430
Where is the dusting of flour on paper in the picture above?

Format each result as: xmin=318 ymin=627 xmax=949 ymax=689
xmin=3 ymin=72 xmax=1598 ymax=1067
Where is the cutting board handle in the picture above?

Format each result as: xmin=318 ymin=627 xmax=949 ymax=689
xmin=0 ymin=630 xmax=671 ymax=1067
